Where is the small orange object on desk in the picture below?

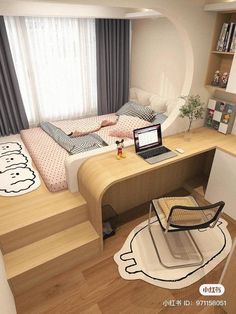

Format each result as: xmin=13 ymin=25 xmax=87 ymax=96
xmin=116 ymin=139 xmax=126 ymax=160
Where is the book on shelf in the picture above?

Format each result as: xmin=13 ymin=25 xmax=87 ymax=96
xmin=217 ymin=22 xmax=229 ymax=51
xmin=225 ymin=23 xmax=235 ymax=51
xmin=230 ymin=26 xmax=236 ymax=52
xmin=222 ymin=23 xmax=231 ymax=51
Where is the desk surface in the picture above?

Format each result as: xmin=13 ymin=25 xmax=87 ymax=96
xmin=78 ymin=127 xmax=236 ymax=202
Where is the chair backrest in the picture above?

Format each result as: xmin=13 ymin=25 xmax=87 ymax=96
xmin=167 ymin=201 xmax=225 ymax=230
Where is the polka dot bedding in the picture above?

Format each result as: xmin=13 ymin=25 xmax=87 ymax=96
xmin=20 ymin=127 xmax=68 ymax=192
xmin=20 ymin=114 xmax=119 ymax=192
xmin=20 ymin=113 xmax=150 ymax=192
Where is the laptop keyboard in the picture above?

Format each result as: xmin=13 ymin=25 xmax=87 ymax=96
xmin=139 ymin=146 xmax=170 ymax=159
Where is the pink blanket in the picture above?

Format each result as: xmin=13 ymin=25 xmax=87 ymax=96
xmin=69 ymin=117 xmax=118 ymax=137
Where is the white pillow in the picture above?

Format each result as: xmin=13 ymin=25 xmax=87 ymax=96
xmin=129 ymin=88 xmax=137 ymax=101
xmin=149 ymin=95 xmax=167 ymax=113
xmin=166 ymin=99 xmax=177 ymax=115
xmin=135 ymin=88 xmax=151 ymax=106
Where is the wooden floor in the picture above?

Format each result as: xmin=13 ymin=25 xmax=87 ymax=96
xmin=15 ymin=204 xmax=236 ymax=314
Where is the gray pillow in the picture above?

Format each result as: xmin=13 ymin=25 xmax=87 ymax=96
xmin=116 ymin=101 xmax=155 ymax=122
xmin=152 ymin=113 xmax=168 ymax=125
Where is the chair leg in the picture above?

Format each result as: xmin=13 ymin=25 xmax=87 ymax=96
xmin=148 ymin=202 xmax=153 ymax=231
xmin=187 ymin=231 xmax=204 ymax=266
xmin=148 ymin=226 xmax=204 ymax=269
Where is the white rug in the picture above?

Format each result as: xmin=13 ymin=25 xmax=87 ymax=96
xmin=114 ymin=217 xmax=232 ymax=289
xmin=0 ymin=141 xmax=40 ymax=196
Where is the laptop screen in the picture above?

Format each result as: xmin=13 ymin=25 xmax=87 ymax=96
xmin=133 ymin=124 xmax=162 ymax=153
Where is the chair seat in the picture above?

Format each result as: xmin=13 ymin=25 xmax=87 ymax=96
xmin=148 ymin=196 xmax=225 ymax=268
xmin=157 ymin=196 xmax=207 ymax=223
xmin=158 ymin=196 xmax=197 ymax=216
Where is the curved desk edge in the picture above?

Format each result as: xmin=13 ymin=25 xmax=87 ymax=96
xmin=78 ymin=128 xmax=236 ymax=246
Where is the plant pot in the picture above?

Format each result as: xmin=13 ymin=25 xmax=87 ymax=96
xmin=184 ymin=129 xmax=192 ymax=141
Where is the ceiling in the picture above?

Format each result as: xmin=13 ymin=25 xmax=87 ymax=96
xmin=0 ymin=0 xmax=162 ymax=19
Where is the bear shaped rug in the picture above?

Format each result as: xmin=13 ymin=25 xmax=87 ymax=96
xmin=114 ymin=217 xmax=232 ymax=289
xmin=0 ymin=141 xmax=40 ymax=196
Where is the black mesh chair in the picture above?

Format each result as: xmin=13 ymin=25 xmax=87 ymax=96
xmin=148 ymin=196 xmax=225 ymax=269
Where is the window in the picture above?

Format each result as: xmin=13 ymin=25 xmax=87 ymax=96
xmin=5 ymin=16 xmax=97 ymax=126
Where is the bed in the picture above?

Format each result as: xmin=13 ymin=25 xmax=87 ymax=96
xmin=20 ymin=88 xmax=174 ymax=192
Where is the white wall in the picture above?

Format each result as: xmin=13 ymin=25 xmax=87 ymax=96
xmin=131 ymin=18 xmax=185 ymax=100
xmin=0 ymin=0 xmax=217 ymax=136
xmin=86 ymin=0 xmax=215 ymax=136
xmin=13 ymin=0 xmax=216 ymax=135
xmin=0 ymin=251 xmax=17 ymax=314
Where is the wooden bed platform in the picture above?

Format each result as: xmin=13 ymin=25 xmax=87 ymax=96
xmin=0 ymin=178 xmax=100 ymax=296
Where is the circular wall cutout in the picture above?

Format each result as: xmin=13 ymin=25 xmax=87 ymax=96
xmin=130 ymin=7 xmax=194 ymax=135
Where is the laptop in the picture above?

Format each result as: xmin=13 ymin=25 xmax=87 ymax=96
xmin=133 ymin=124 xmax=177 ymax=164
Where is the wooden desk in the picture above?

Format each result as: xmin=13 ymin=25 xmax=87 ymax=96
xmin=78 ymin=127 xmax=236 ymax=246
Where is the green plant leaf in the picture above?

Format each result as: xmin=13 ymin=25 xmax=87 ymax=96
xmin=179 ymin=94 xmax=205 ymax=129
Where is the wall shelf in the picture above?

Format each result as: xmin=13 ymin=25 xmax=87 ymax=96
xmin=205 ymin=12 xmax=236 ymax=94
xmin=211 ymin=51 xmax=234 ymax=55
xmin=206 ymin=85 xmax=227 ymax=92
xmin=204 ymin=2 xmax=236 ymax=12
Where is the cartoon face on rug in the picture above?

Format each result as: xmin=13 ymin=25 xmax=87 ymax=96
xmin=0 ymin=167 xmax=36 ymax=193
xmin=114 ymin=218 xmax=231 ymax=289
xmin=0 ymin=153 xmax=28 ymax=172
xmin=0 ymin=142 xmax=22 ymax=156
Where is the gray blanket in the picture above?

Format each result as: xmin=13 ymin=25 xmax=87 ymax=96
xmin=40 ymin=122 xmax=108 ymax=155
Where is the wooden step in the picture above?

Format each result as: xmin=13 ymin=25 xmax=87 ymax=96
xmin=4 ymin=222 xmax=100 ymax=296
xmin=183 ymin=177 xmax=206 ymax=197
xmin=183 ymin=175 xmax=210 ymax=206
xmin=0 ymin=190 xmax=88 ymax=253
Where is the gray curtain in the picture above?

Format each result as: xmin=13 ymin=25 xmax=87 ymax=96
xmin=0 ymin=16 xmax=29 ymax=136
xmin=96 ymin=19 xmax=130 ymax=115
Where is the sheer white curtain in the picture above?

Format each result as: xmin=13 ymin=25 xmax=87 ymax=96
xmin=4 ymin=16 xmax=97 ymax=126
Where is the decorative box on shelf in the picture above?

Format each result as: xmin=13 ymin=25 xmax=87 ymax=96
xmin=205 ymin=98 xmax=236 ymax=134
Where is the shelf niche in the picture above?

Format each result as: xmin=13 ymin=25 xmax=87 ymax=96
xmin=205 ymin=12 xmax=236 ymax=92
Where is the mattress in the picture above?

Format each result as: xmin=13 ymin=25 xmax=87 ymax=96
xmin=20 ymin=127 xmax=68 ymax=192
xmin=20 ymin=114 xmax=119 ymax=192
xmin=20 ymin=113 xmax=152 ymax=192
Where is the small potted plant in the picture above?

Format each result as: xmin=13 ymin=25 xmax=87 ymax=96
xmin=179 ymin=94 xmax=205 ymax=133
